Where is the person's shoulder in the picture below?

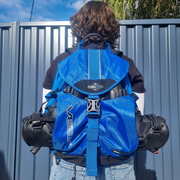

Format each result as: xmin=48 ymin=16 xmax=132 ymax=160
xmin=47 ymin=51 xmax=71 ymax=80
xmin=120 ymin=54 xmax=134 ymax=65
xmin=42 ymin=51 xmax=71 ymax=89
xmin=120 ymin=54 xmax=146 ymax=93
xmin=111 ymin=49 xmax=134 ymax=66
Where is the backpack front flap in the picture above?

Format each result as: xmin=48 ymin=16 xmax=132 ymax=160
xmin=52 ymin=47 xmax=138 ymax=176
xmin=58 ymin=49 xmax=132 ymax=95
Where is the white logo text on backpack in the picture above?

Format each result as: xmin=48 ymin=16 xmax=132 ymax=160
xmin=66 ymin=105 xmax=73 ymax=143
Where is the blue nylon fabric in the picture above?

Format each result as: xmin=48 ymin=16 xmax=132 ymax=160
xmin=88 ymin=49 xmax=100 ymax=79
xmin=53 ymin=92 xmax=88 ymax=155
xmin=88 ymin=118 xmax=99 ymax=128
xmin=87 ymin=49 xmax=100 ymax=176
xmin=45 ymin=41 xmax=140 ymax=177
xmin=45 ymin=71 xmax=65 ymax=113
xmin=87 ymin=117 xmax=99 ymax=176
xmin=86 ymin=140 xmax=98 ymax=176
xmin=52 ymin=70 xmax=65 ymax=91
xmin=52 ymin=93 xmax=138 ymax=157
xmin=123 ymin=75 xmax=132 ymax=94
xmin=99 ymin=96 xmax=138 ymax=156
xmin=58 ymin=49 xmax=129 ymax=95
xmin=50 ymin=46 xmax=138 ymax=175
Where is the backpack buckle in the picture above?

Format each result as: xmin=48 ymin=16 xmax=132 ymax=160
xmin=87 ymin=99 xmax=100 ymax=117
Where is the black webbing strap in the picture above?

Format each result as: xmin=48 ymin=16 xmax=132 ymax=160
xmin=22 ymin=112 xmax=55 ymax=123
xmin=130 ymin=93 xmax=139 ymax=101
xmin=66 ymin=47 xmax=78 ymax=54
xmin=30 ymin=115 xmax=55 ymax=122
xmin=147 ymin=114 xmax=162 ymax=130
xmin=111 ymin=49 xmax=123 ymax=57
xmin=64 ymin=84 xmax=128 ymax=100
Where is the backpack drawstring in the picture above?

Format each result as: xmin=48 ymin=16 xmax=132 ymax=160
xmin=72 ymin=164 xmax=76 ymax=180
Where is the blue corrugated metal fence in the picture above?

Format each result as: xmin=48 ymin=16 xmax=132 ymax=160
xmin=0 ymin=19 xmax=180 ymax=180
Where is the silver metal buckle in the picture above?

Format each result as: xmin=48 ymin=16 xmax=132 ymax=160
xmin=87 ymin=99 xmax=100 ymax=117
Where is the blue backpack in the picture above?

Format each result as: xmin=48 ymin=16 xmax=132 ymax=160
xmin=45 ymin=33 xmax=139 ymax=176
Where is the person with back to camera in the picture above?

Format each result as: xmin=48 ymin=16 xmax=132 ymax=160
xmin=42 ymin=1 xmax=146 ymax=180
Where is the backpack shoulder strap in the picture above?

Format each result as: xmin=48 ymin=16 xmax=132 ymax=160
xmin=65 ymin=47 xmax=77 ymax=54
xmin=66 ymin=47 xmax=123 ymax=57
xmin=111 ymin=49 xmax=123 ymax=57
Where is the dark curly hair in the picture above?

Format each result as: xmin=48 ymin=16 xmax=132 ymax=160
xmin=70 ymin=1 xmax=120 ymax=48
